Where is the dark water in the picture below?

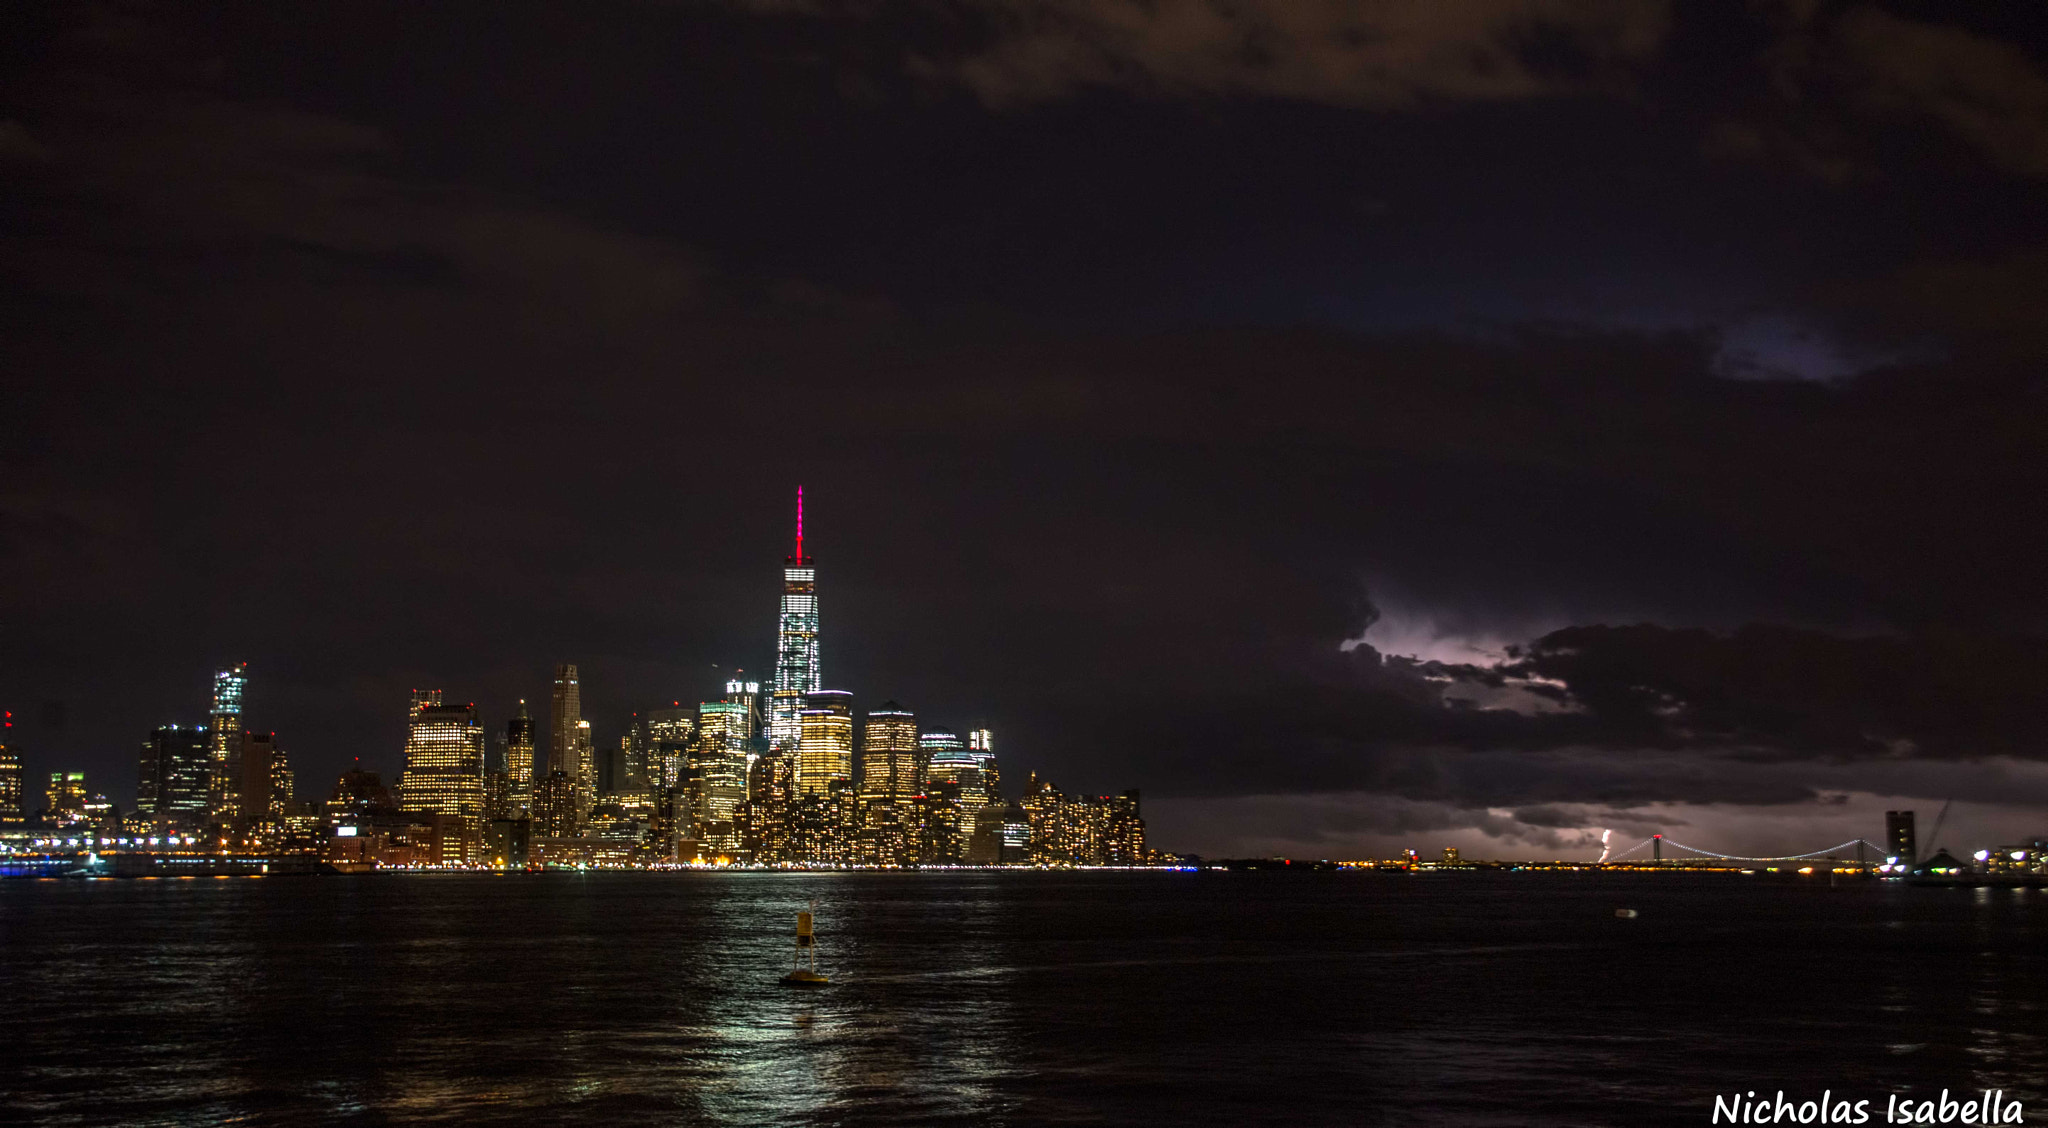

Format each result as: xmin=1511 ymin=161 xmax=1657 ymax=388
xmin=3 ymin=872 xmax=2045 ymax=1126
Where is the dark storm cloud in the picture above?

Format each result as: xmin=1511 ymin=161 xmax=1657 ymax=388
xmin=0 ymin=88 xmax=710 ymax=329
xmin=882 ymin=0 xmax=1671 ymax=109
xmin=1085 ymin=620 xmax=2048 ymax=807
xmin=1830 ymin=8 xmax=2048 ymax=176
xmin=1721 ymin=4 xmax=2048 ymax=181
xmin=1510 ymin=624 xmax=2048 ymax=760
xmin=1137 ymin=624 xmax=2048 ymax=858
xmin=4 ymin=2 xmax=2047 ymax=856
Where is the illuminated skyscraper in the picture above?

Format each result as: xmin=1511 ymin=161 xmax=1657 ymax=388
xmin=505 ymin=699 xmax=536 ymax=816
xmin=968 ymin=727 xmax=1000 ymax=800
xmin=642 ymin=706 xmax=696 ymax=790
xmin=47 ymin=771 xmax=87 ymax=823
xmin=239 ymin=732 xmax=293 ymax=831
xmin=797 ymin=690 xmax=853 ymax=796
xmin=860 ymin=703 xmax=920 ymax=805
xmin=138 ymin=738 xmax=162 ymax=818
xmin=724 ymin=678 xmax=762 ymax=737
xmin=205 ymin=663 xmax=248 ymax=823
xmin=739 ymin=749 xmax=799 ymax=862
xmin=483 ymin=756 xmax=512 ymax=820
xmin=575 ymin=719 xmax=595 ymax=824
xmin=549 ymin=665 xmax=580 ymax=778
xmin=859 ymin=702 xmax=922 ymax=866
xmin=548 ymin=664 xmax=592 ymax=834
xmin=920 ymin=729 xmax=983 ymax=863
xmin=620 ymin=728 xmax=650 ymax=798
xmin=768 ymin=488 xmax=820 ymax=754
xmin=0 ymin=742 xmax=23 ymax=825
xmin=138 ymin=725 xmax=210 ymax=820
xmin=532 ymin=770 xmax=577 ymax=839
xmin=397 ymin=690 xmax=486 ymax=850
xmin=1105 ymin=789 xmax=1146 ymax=864
xmin=692 ymin=695 xmax=754 ymax=853
xmin=922 ymin=729 xmax=984 ymax=807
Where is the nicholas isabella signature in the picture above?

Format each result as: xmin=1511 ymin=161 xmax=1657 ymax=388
xmin=1713 ymin=1091 xmax=2025 ymax=1125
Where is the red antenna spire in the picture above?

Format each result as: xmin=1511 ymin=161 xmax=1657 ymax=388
xmin=795 ymin=485 xmax=805 ymax=561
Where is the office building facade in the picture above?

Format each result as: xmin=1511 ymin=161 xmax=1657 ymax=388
xmin=397 ymin=690 xmax=486 ymax=850
xmin=797 ymin=690 xmax=854 ymax=796
xmin=0 ymin=743 xmax=23 ymax=825
xmin=138 ymin=724 xmax=211 ymax=820
xmin=239 ymin=731 xmax=293 ymax=832
xmin=857 ymin=702 xmax=921 ymax=866
xmin=46 ymin=770 xmax=87 ymax=824
xmin=860 ymin=703 xmax=920 ymax=805
xmin=692 ymin=698 xmax=753 ymax=852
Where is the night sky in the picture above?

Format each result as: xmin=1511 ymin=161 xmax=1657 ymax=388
xmin=7 ymin=1 xmax=2048 ymax=858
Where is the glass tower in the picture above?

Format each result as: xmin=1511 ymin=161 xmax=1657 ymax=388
xmin=968 ymin=727 xmax=1000 ymax=801
xmin=206 ymin=663 xmax=248 ymax=823
xmin=769 ymin=488 xmax=820 ymax=754
xmin=922 ymin=729 xmax=983 ymax=806
xmin=506 ymin=700 xmax=536 ymax=816
xmin=139 ymin=724 xmax=210 ymax=819
xmin=692 ymin=699 xmax=753 ymax=851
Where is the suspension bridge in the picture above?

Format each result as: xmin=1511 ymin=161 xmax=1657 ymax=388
xmin=1599 ymin=834 xmax=1887 ymax=866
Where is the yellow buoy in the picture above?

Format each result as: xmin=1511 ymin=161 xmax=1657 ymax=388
xmin=781 ymin=904 xmax=831 ymax=986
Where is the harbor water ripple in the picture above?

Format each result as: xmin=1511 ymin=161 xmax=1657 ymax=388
xmin=3 ymin=871 xmax=2045 ymax=1126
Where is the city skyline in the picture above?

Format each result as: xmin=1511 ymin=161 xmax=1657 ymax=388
xmin=2 ymin=492 xmax=1030 ymax=818
xmin=6 ymin=4 xmax=2048 ymax=861
xmin=1 ymin=492 xmax=1149 ymax=868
